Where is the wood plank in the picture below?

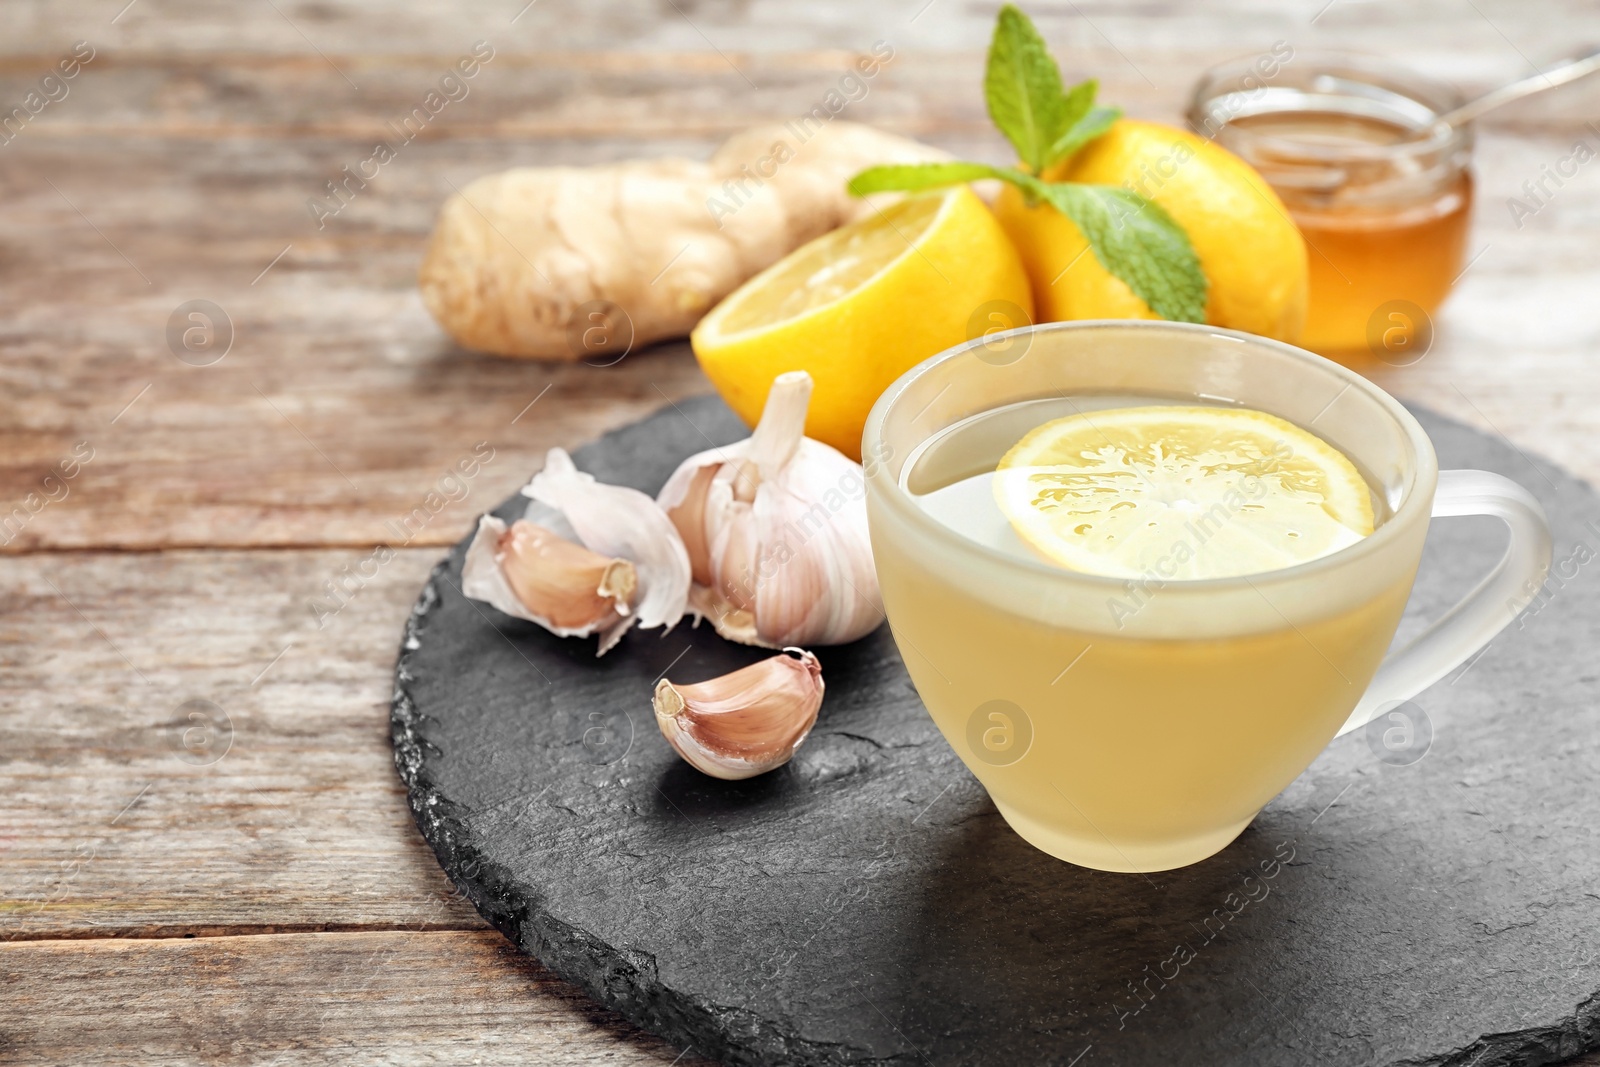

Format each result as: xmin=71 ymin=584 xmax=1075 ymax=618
xmin=1 ymin=930 xmax=1596 ymax=1067
xmin=0 ymin=547 xmax=485 ymax=938
xmin=0 ymin=49 xmax=993 ymax=143
xmin=3 ymin=0 xmax=1597 ymax=72
xmin=0 ymin=930 xmax=715 ymax=1066
xmin=5 ymin=51 xmax=1596 ymax=145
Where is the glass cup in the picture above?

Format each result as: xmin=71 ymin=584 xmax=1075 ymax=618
xmin=863 ymin=320 xmax=1550 ymax=872
xmin=1187 ymin=53 xmax=1474 ymax=360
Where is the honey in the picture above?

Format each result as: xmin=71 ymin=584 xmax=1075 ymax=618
xmin=1295 ymin=175 xmax=1473 ymax=356
xmin=1190 ymin=55 xmax=1475 ymax=360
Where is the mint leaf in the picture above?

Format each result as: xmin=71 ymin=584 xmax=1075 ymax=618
xmin=1042 ymin=79 xmax=1097 ymax=165
xmin=847 ymin=162 xmax=1013 ymax=197
xmin=1047 ymin=104 xmax=1121 ymax=164
xmin=984 ymin=4 xmax=1069 ymax=172
xmin=1030 ymin=182 xmax=1207 ymax=323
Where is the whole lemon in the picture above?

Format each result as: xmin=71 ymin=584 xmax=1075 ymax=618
xmin=693 ymin=186 xmax=1033 ymax=460
xmin=994 ymin=120 xmax=1307 ymax=342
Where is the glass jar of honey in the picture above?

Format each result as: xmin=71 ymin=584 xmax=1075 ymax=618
xmin=1188 ymin=54 xmax=1474 ymax=360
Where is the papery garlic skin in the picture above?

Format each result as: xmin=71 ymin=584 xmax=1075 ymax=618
xmin=654 ymin=648 xmax=824 ymax=780
xmin=461 ymin=448 xmax=691 ymax=655
xmin=658 ymin=372 xmax=882 ymax=648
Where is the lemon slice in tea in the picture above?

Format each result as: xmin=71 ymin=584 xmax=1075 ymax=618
xmin=994 ymin=405 xmax=1375 ymax=580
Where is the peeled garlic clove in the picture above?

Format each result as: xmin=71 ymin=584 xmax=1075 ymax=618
xmin=654 ymin=648 xmax=824 ymax=780
xmin=656 ymin=371 xmax=883 ymax=649
xmin=525 ymin=448 xmax=691 ymax=636
xmin=499 ymin=520 xmax=636 ymax=629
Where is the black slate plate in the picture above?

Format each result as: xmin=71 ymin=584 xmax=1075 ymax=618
xmin=393 ymin=395 xmax=1600 ymax=1067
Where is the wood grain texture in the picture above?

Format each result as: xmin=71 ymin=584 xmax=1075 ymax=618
xmin=4 ymin=0 xmax=1599 ymax=70
xmin=0 ymin=547 xmax=487 ymax=938
xmin=0 ymin=930 xmax=715 ymax=1066
xmin=4 ymin=0 xmax=1600 ymax=1062
xmin=0 ymin=130 xmax=715 ymax=553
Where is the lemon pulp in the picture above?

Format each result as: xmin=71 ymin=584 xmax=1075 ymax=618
xmin=712 ymin=195 xmax=946 ymax=336
xmin=994 ymin=405 xmax=1375 ymax=580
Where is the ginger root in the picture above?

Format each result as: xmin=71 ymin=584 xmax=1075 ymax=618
xmin=417 ymin=121 xmax=947 ymax=361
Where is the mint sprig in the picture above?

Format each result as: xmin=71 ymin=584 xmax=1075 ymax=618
xmin=849 ymin=3 xmax=1207 ymax=325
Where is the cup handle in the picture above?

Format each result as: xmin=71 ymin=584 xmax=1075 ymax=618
xmin=1335 ymin=469 xmax=1553 ymax=737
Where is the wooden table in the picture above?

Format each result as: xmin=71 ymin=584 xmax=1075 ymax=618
xmin=5 ymin=1 xmax=1599 ymax=1062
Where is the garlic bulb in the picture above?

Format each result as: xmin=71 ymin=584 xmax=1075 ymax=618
xmin=654 ymin=648 xmax=824 ymax=780
xmin=657 ymin=371 xmax=882 ymax=647
xmin=462 ymin=447 xmax=691 ymax=654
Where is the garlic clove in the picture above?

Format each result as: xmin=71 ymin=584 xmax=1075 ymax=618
xmin=499 ymin=519 xmax=636 ymax=629
xmin=751 ymin=438 xmax=883 ymax=647
xmin=687 ymin=583 xmax=761 ymax=646
xmin=522 ymin=447 xmax=692 ymax=636
xmin=654 ymin=648 xmax=824 ymax=780
xmin=710 ymin=496 xmax=761 ymax=614
xmin=667 ymin=462 xmax=719 ymax=587
xmin=461 ymin=515 xmax=636 ymax=649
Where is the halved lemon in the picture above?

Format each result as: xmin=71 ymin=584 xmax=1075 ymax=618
xmin=692 ymin=186 xmax=1033 ymax=459
xmin=994 ymin=405 xmax=1374 ymax=580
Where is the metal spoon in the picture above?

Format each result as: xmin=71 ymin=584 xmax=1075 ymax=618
xmin=1433 ymin=46 xmax=1600 ymax=129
